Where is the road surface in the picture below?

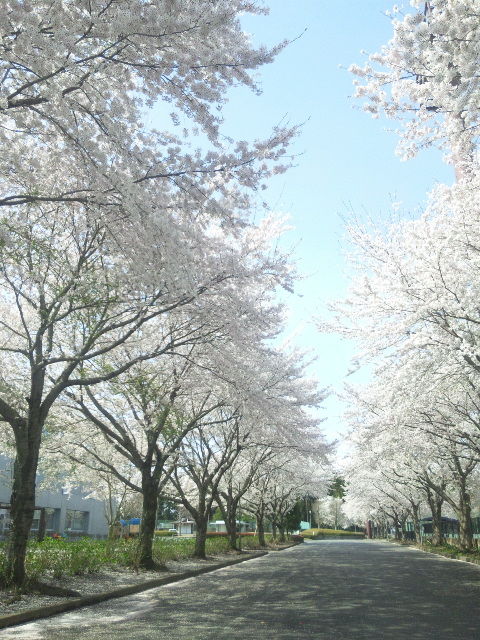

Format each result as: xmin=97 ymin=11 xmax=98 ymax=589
xmin=4 ymin=540 xmax=480 ymax=639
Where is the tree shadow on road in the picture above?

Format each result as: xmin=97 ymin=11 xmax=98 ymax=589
xmin=6 ymin=541 xmax=480 ymax=640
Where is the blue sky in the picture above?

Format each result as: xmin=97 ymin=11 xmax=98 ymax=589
xmin=220 ymin=1 xmax=454 ymax=445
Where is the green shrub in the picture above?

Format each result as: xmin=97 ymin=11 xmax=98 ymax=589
xmin=205 ymin=537 xmax=231 ymax=555
xmin=0 ymin=530 xmax=260 ymax=582
xmin=300 ymin=528 xmax=365 ymax=539
xmin=152 ymin=537 xmax=195 ymax=563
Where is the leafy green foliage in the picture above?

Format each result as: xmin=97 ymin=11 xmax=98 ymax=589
xmin=284 ymin=502 xmax=303 ymax=531
xmin=327 ymin=477 xmax=346 ymax=500
xmin=0 ymin=536 xmax=242 ymax=582
xmin=420 ymin=540 xmax=480 ymax=560
xmin=156 ymin=497 xmax=178 ymax=522
xmin=301 ymin=528 xmax=364 ymax=539
xmin=154 ymin=530 xmax=177 ymax=537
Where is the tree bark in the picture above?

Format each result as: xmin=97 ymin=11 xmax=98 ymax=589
xmin=392 ymin=516 xmax=402 ymax=541
xmin=138 ymin=474 xmax=160 ymax=569
xmin=226 ymin=510 xmax=238 ymax=551
xmin=256 ymin=509 xmax=266 ymax=547
xmin=7 ymin=426 xmax=41 ymax=587
xmin=410 ymin=502 xmax=421 ymax=543
xmin=217 ymin=496 xmax=238 ymax=551
xmin=457 ymin=489 xmax=473 ymax=551
xmin=426 ymin=490 xmax=444 ymax=546
xmin=37 ymin=508 xmax=46 ymax=543
xmin=194 ymin=518 xmax=208 ymax=559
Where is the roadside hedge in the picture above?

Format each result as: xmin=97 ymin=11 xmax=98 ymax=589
xmin=300 ymin=528 xmax=365 ymax=539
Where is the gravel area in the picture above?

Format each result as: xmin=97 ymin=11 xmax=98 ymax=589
xmin=0 ymin=553 xmax=245 ymax=616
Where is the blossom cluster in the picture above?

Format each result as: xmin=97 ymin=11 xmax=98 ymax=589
xmin=335 ymin=2 xmax=480 ymax=547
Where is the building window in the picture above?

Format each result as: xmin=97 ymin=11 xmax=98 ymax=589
xmin=65 ymin=509 xmax=89 ymax=532
xmin=0 ymin=509 xmax=10 ymax=535
xmin=31 ymin=508 xmax=59 ymax=531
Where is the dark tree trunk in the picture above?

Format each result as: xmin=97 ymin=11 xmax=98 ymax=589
xmin=457 ymin=489 xmax=473 ymax=551
xmin=382 ymin=520 xmax=389 ymax=538
xmin=217 ymin=496 xmax=239 ymax=551
xmin=190 ymin=490 xmax=209 ymax=560
xmin=7 ymin=430 xmax=41 ymax=587
xmin=278 ymin=525 xmax=286 ymax=543
xmin=427 ymin=491 xmax=444 ymax=546
xmin=138 ymin=475 xmax=160 ymax=569
xmin=393 ymin=517 xmax=402 ymax=541
xmin=227 ymin=512 xmax=238 ymax=551
xmin=256 ymin=509 xmax=266 ymax=547
xmin=272 ymin=523 xmax=277 ymax=540
xmin=194 ymin=518 xmax=208 ymax=559
xmin=410 ymin=502 xmax=421 ymax=543
xmin=37 ymin=508 xmax=46 ymax=543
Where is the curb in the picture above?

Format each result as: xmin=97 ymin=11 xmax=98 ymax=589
xmin=414 ymin=545 xmax=480 ymax=566
xmin=381 ymin=538 xmax=480 ymax=567
xmin=0 ymin=551 xmax=268 ymax=630
xmin=266 ymin=542 xmax=300 ymax=551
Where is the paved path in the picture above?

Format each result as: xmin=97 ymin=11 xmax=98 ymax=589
xmin=4 ymin=540 xmax=480 ymax=640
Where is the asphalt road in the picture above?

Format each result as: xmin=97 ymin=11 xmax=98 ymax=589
xmin=4 ymin=540 xmax=480 ymax=640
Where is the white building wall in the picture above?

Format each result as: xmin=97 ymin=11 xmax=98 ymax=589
xmin=0 ymin=455 xmax=109 ymax=538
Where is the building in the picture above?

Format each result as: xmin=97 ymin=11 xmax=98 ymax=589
xmin=0 ymin=456 xmax=109 ymax=539
xmin=174 ymin=519 xmax=197 ymax=535
xmin=208 ymin=520 xmax=255 ymax=533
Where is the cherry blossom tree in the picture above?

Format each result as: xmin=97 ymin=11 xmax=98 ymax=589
xmin=0 ymin=0 xmax=311 ymax=589
xmin=326 ymin=1 xmax=480 ymax=552
xmin=213 ymin=441 xmax=274 ymax=551
xmin=350 ymin=1 xmax=480 ymax=169
xmin=168 ymin=412 xmax=245 ymax=559
xmin=343 ymin=368 xmax=480 ymax=549
xmin=165 ymin=343 xmax=328 ymax=556
xmin=0 ymin=0 xmax=296 ymax=216
xmin=59 ymin=354 xmax=230 ymax=569
xmin=242 ymin=449 xmax=328 ymax=542
xmin=0 ymin=175 xmax=302 ymax=588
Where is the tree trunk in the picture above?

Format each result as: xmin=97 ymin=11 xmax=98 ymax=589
xmin=194 ymin=518 xmax=208 ymax=559
xmin=37 ymin=508 xmax=46 ymax=543
xmin=457 ymin=490 xmax=473 ymax=551
xmin=458 ymin=508 xmax=473 ymax=551
xmin=7 ymin=435 xmax=41 ymax=587
xmin=334 ymin=500 xmax=339 ymax=530
xmin=227 ymin=511 xmax=238 ymax=551
xmin=393 ymin=517 xmax=402 ymax=541
xmin=256 ymin=509 xmax=266 ymax=547
xmin=278 ymin=525 xmax=286 ymax=543
xmin=138 ymin=475 xmax=160 ymax=569
xmin=217 ymin=496 xmax=238 ymax=551
xmin=410 ymin=503 xmax=421 ymax=543
xmin=272 ymin=523 xmax=277 ymax=540
xmin=427 ymin=491 xmax=444 ymax=546
xmin=380 ymin=520 xmax=388 ymax=538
